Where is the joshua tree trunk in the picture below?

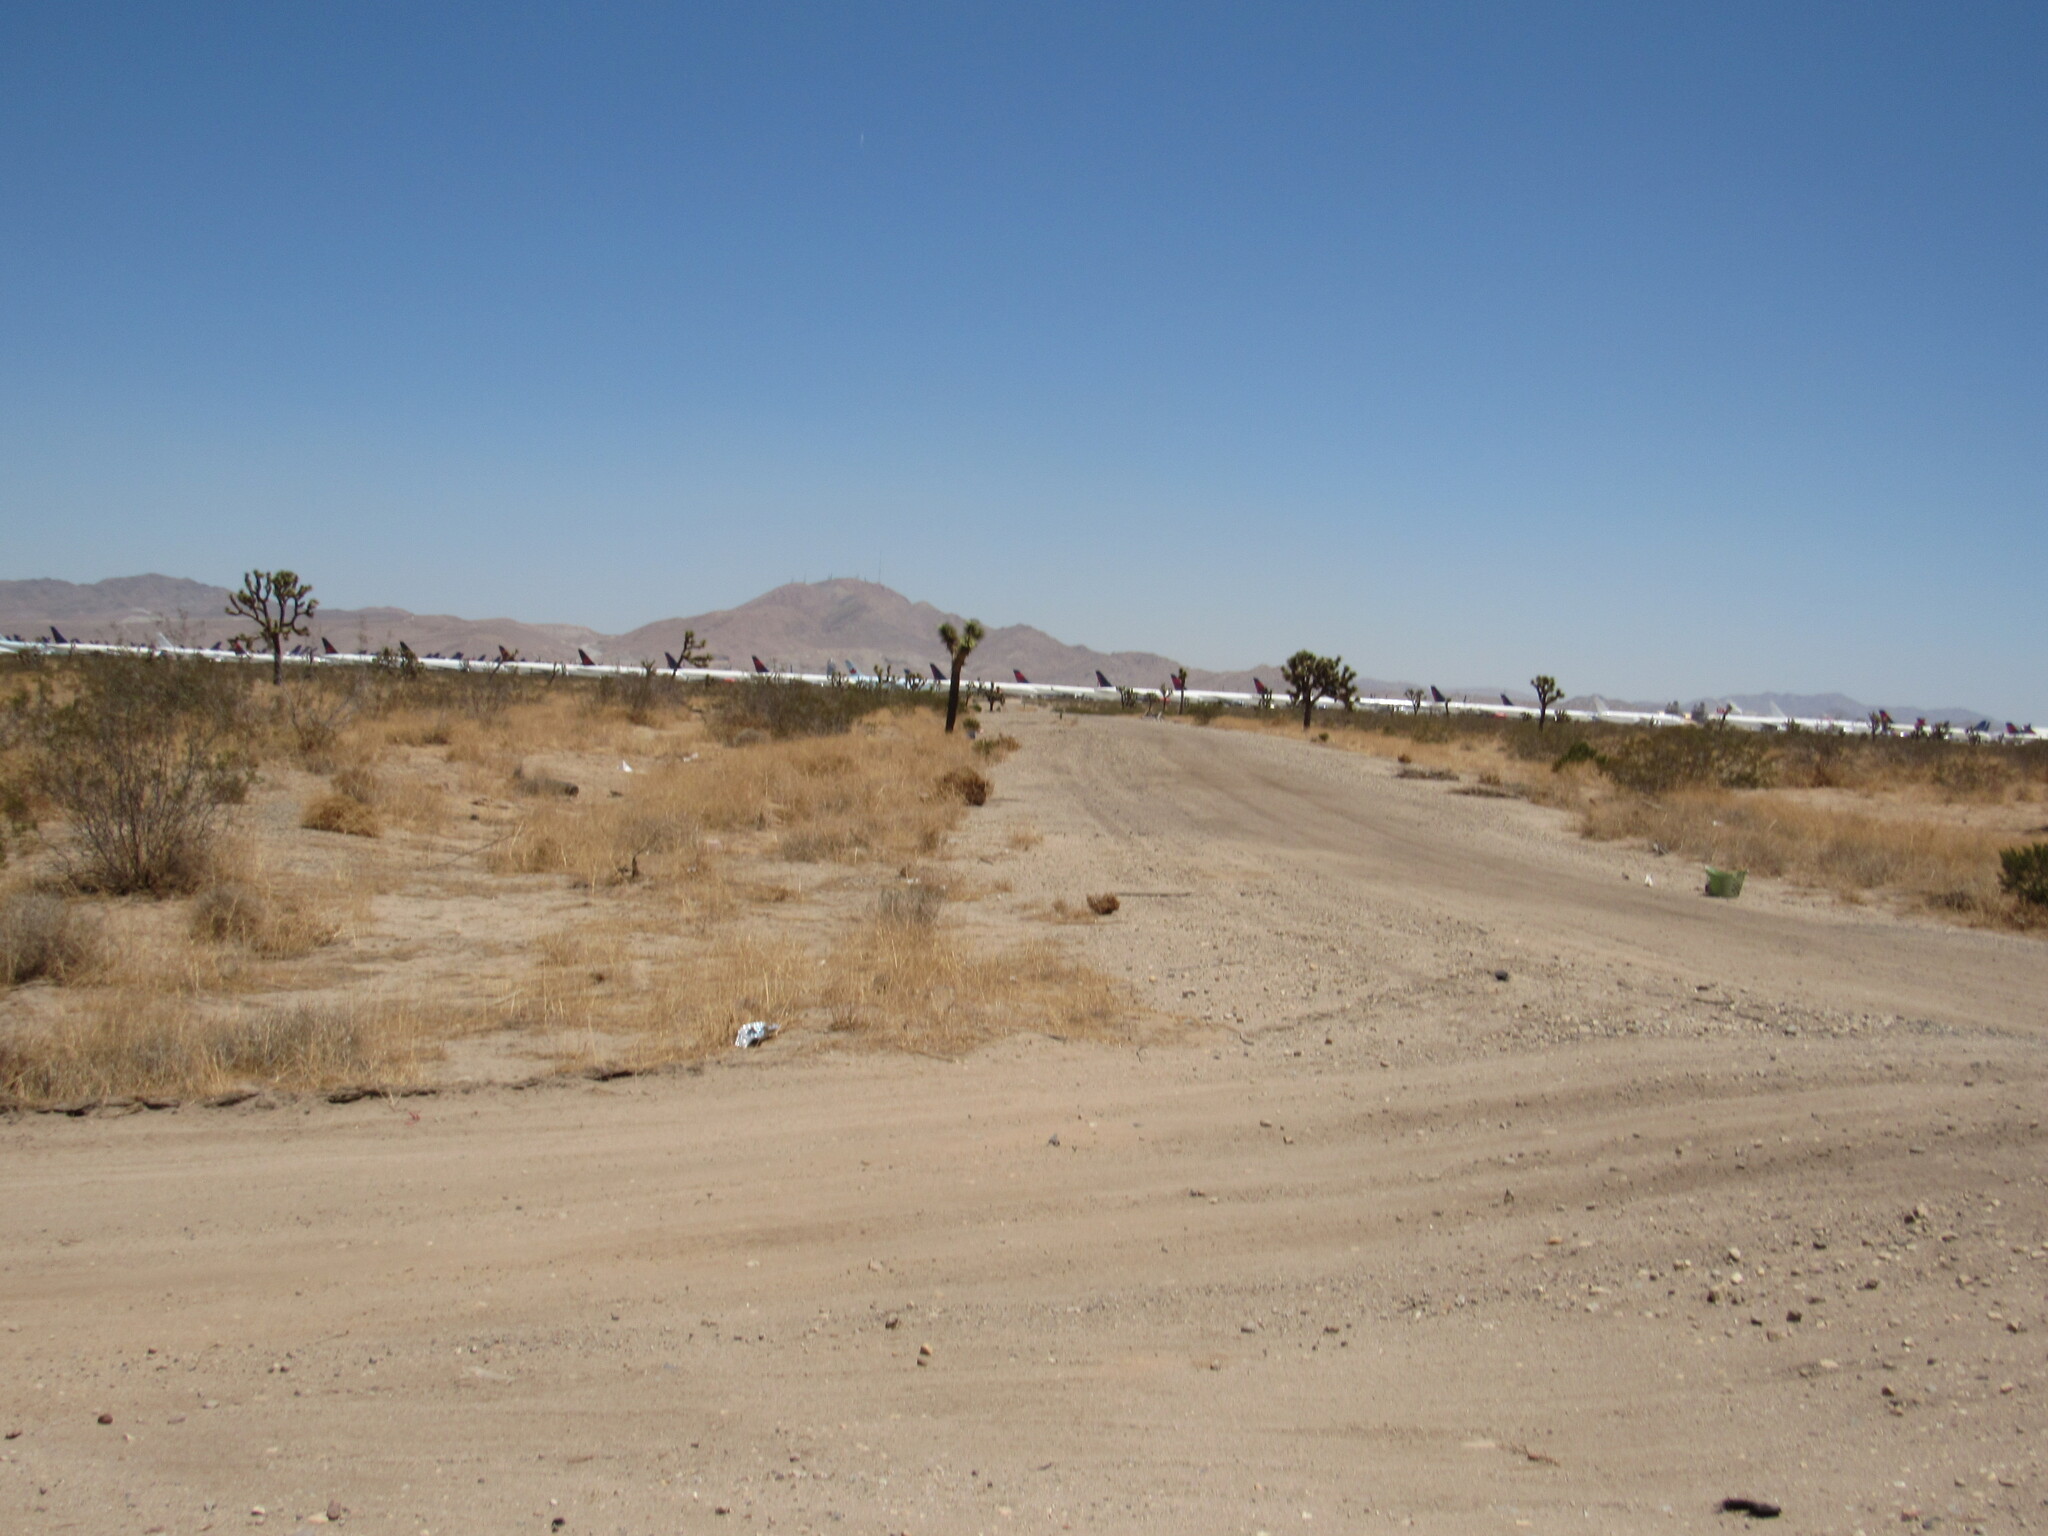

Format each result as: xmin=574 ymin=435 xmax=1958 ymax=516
xmin=946 ymin=656 xmax=966 ymax=733
xmin=938 ymin=618 xmax=985 ymax=734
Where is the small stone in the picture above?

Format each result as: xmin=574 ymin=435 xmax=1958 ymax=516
xmin=96 ymin=1412 xmax=113 ymax=1425
xmin=1046 ymin=1134 xmax=1060 ymax=1147
xmin=917 ymin=1342 xmax=932 ymax=1359
xmin=327 ymin=1500 xmax=344 ymax=1522
xmin=1493 ymin=970 xmax=1509 ymax=982
xmin=1786 ymin=1310 xmax=1803 ymax=1324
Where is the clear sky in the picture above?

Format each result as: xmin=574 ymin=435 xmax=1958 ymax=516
xmin=4 ymin=3 xmax=2043 ymax=716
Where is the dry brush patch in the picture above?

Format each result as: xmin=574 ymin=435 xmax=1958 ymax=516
xmin=0 ymin=993 xmax=439 ymax=1107
xmin=1220 ymin=708 xmax=2048 ymax=927
xmin=0 ymin=666 xmax=1130 ymax=1102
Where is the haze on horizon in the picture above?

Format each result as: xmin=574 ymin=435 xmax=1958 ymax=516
xmin=3 ymin=5 xmax=2043 ymax=719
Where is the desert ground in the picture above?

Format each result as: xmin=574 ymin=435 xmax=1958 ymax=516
xmin=4 ymin=711 xmax=2046 ymax=1535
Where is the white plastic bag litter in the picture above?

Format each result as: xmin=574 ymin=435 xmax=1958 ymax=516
xmin=734 ymin=1021 xmax=780 ymax=1049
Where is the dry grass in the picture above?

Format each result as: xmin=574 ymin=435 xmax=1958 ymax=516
xmin=0 ymin=664 xmax=1127 ymax=1104
xmin=818 ymin=912 xmax=1125 ymax=1055
xmin=0 ymin=891 xmax=104 ymax=985
xmin=500 ymin=883 xmax=1131 ymax=1071
xmin=0 ymin=994 xmax=436 ymax=1106
xmin=1582 ymin=789 xmax=2025 ymax=916
xmin=1219 ymin=709 xmax=2047 ymax=928
xmin=303 ymin=791 xmax=381 ymax=837
xmin=189 ymin=878 xmax=340 ymax=957
xmin=488 ymin=716 xmax=982 ymax=884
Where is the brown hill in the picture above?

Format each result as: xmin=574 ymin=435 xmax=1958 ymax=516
xmin=0 ymin=573 xmax=1336 ymax=694
xmin=0 ymin=576 xmax=601 ymax=661
xmin=625 ymin=579 xmax=1266 ymax=689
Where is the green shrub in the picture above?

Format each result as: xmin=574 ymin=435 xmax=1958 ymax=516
xmin=2000 ymin=843 xmax=2048 ymax=906
xmin=1553 ymin=740 xmax=1599 ymax=771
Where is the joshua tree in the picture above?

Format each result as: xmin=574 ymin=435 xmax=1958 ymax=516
xmin=938 ymin=618 xmax=985 ymax=733
xmin=1281 ymin=650 xmax=1357 ymax=731
xmin=1170 ymin=666 xmax=1188 ymax=715
xmin=671 ymin=628 xmax=711 ymax=671
xmin=1403 ymin=686 xmax=1426 ymax=715
xmin=226 ymin=569 xmax=318 ymax=686
xmin=1530 ymin=674 xmax=1564 ymax=730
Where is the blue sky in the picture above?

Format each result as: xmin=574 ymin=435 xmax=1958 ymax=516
xmin=3 ymin=3 xmax=2043 ymax=715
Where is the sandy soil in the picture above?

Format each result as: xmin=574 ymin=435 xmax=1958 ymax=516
xmin=5 ymin=713 xmax=2046 ymax=1535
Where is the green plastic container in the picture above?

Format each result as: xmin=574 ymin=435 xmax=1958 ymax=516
xmin=1705 ymin=867 xmax=1747 ymax=899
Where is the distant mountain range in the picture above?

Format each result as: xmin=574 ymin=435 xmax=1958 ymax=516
xmin=0 ymin=574 xmax=1998 ymax=724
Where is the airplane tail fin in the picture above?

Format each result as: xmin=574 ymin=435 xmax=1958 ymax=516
xmin=664 ymin=651 xmax=678 ymax=670
xmin=50 ymin=626 xmax=67 ymax=644
xmin=1429 ymin=685 xmax=1446 ymax=704
xmin=1013 ymin=670 xmax=1029 ymax=685
xmin=752 ymin=655 xmax=768 ymax=674
xmin=930 ymin=663 xmax=945 ymax=682
xmin=577 ymin=648 xmax=597 ymax=667
xmin=1095 ymin=670 xmax=1112 ymax=689
xmin=1501 ymin=693 xmax=1513 ymax=707
xmin=322 ymin=636 xmax=338 ymax=654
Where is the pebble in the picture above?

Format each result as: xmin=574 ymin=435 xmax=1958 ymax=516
xmin=96 ymin=1412 xmax=113 ymax=1425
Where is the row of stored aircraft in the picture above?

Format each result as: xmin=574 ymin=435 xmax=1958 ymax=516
xmin=2 ymin=628 xmax=2037 ymax=741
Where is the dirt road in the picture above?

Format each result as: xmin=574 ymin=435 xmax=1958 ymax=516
xmin=5 ymin=714 xmax=2045 ymax=1534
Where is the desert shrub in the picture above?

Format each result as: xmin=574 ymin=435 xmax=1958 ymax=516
xmin=592 ymin=666 xmax=682 ymax=726
xmin=331 ymin=761 xmax=381 ymax=805
xmin=0 ymin=892 xmax=102 ymax=984
xmin=1931 ymin=749 xmax=2016 ymax=801
xmin=274 ymin=670 xmax=368 ymax=764
xmin=1553 ymin=740 xmax=1599 ymax=771
xmin=937 ymin=767 xmax=991 ymax=806
xmin=973 ymin=733 xmax=1022 ymax=761
xmin=1596 ymin=727 xmax=1774 ymax=795
xmin=2000 ymin=843 xmax=2048 ymax=906
xmin=876 ymin=882 xmax=945 ymax=927
xmin=302 ymin=792 xmax=381 ymax=837
xmin=191 ymin=880 xmax=337 ymax=956
xmin=709 ymin=680 xmax=887 ymax=743
xmin=213 ymin=1004 xmax=388 ymax=1080
xmin=28 ymin=656 xmax=253 ymax=893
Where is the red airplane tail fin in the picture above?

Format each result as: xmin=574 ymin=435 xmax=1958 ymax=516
xmin=1013 ymin=670 xmax=1029 ymax=685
